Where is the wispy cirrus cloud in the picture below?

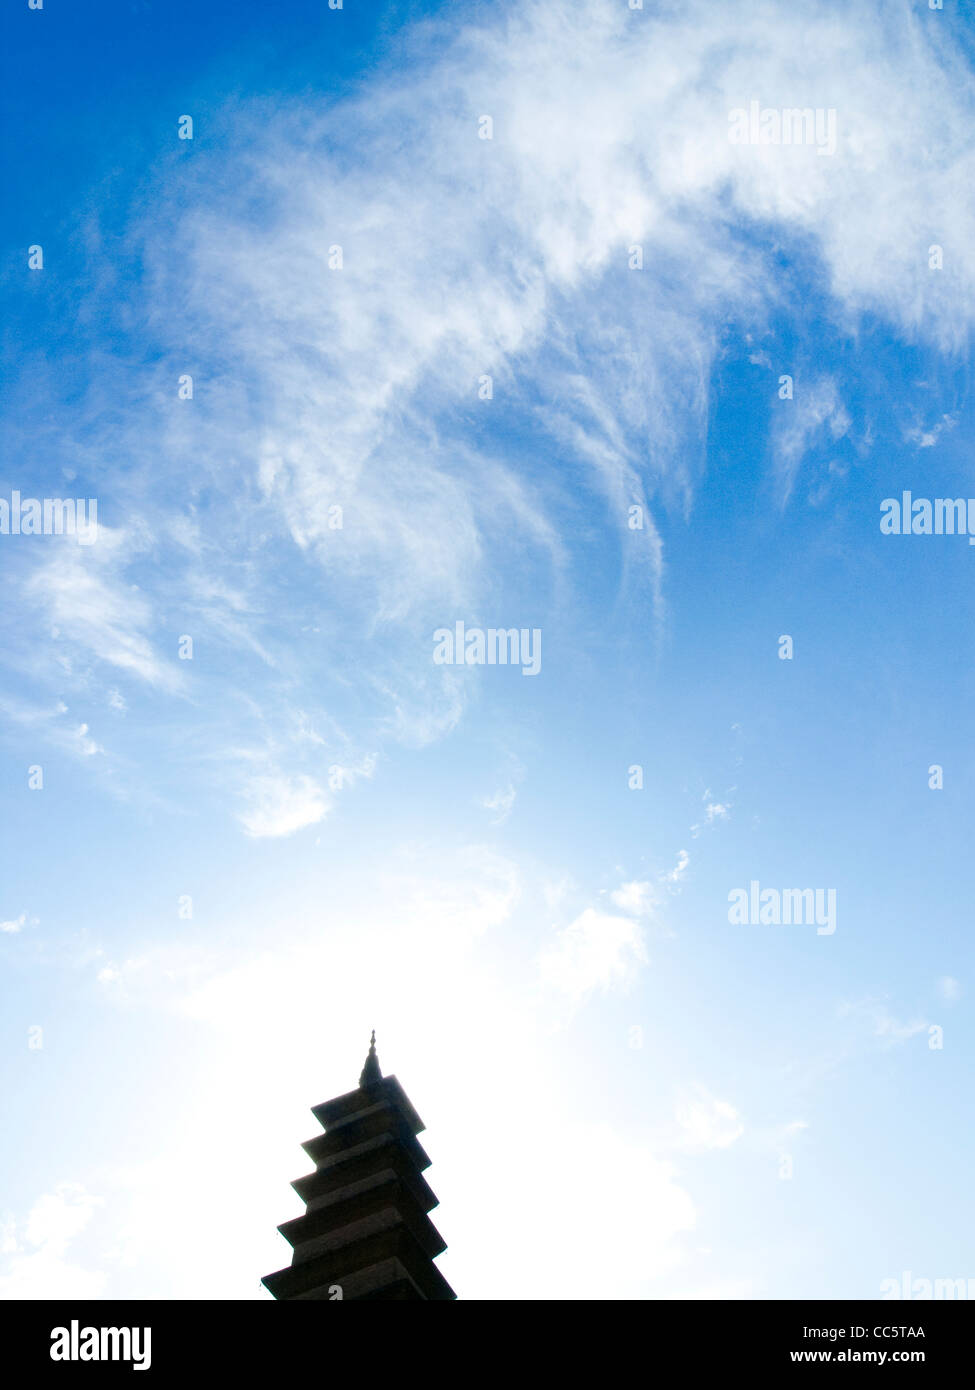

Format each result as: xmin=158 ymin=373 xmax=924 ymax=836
xmin=839 ymin=996 xmax=931 ymax=1047
xmin=7 ymin=0 xmax=975 ymax=828
xmin=771 ymin=375 xmax=852 ymax=504
xmin=22 ymin=526 xmax=181 ymax=693
xmin=691 ymin=790 xmax=732 ymax=838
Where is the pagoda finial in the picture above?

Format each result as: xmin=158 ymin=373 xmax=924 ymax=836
xmin=359 ymin=1029 xmax=382 ymax=1088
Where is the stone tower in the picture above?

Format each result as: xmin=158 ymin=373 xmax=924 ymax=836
xmin=262 ymin=1034 xmax=456 ymax=1301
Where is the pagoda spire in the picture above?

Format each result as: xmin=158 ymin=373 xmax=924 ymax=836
xmin=359 ymin=1029 xmax=382 ymax=1087
xmin=262 ymin=1037 xmax=455 ymax=1300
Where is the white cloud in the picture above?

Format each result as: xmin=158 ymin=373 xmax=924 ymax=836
xmin=905 ymin=413 xmax=957 ymax=449
xmin=481 ymin=783 xmax=517 ymax=825
xmin=610 ymin=880 xmax=658 ymax=917
xmin=8 ymin=0 xmax=975 ymax=823
xmin=472 ymin=1121 xmax=697 ymax=1298
xmin=238 ymin=773 xmax=329 ymax=839
xmin=0 ymin=1217 xmax=16 ymax=1256
xmin=327 ymin=754 xmax=378 ymax=792
xmin=771 ymin=375 xmax=851 ymax=503
xmin=674 ymin=1088 xmax=745 ymax=1153
xmin=390 ymin=843 xmax=520 ymax=943
xmin=25 ymin=1186 xmax=102 ymax=1250
xmin=872 ymin=1013 xmax=928 ymax=1044
xmin=24 ymin=526 xmax=180 ymax=692
xmin=70 ymin=722 xmax=103 ymax=758
xmin=116 ymin=0 xmax=975 ymax=669
xmin=840 ymin=997 xmax=929 ymax=1046
xmin=665 ymin=849 xmax=691 ymax=885
xmin=610 ymin=853 xmax=689 ymax=919
xmin=938 ymin=976 xmax=961 ymax=1002
xmin=541 ymin=876 xmax=575 ymax=910
xmin=0 ymin=913 xmax=28 ymax=934
xmin=539 ymin=907 xmax=647 ymax=1002
xmin=0 ymin=696 xmax=107 ymax=766
xmin=692 ymin=792 xmax=732 ymax=837
xmin=0 ymin=1185 xmax=106 ymax=1301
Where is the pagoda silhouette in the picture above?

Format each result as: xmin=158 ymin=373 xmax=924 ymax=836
xmin=262 ymin=1034 xmax=456 ymax=1300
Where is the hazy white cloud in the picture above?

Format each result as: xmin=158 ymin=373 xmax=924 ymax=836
xmin=872 ymin=1013 xmax=928 ymax=1044
xmin=481 ymin=783 xmax=517 ymax=824
xmin=391 ymin=844 xmax=521 ymax=943
xmin=0 ymin=696 xmax=106 ymax=766
xmin=610 ymin=853 xmax=689 ymax=919
xmin=24 ymin=526 xmax=180 ymax=692
xmin=238 ymin=773 xmax=329 ymax=839
xmin=905 ymin=413 xmax=958 ymax=449
xmin=327 ymin=754 xmax=378 ymax=792
xmin=539 ymin=907 xmax=648 ymax=1002
xmin=610 ymin=880 xmax=658 ymax=917
xmin=123 ymin=0 xmax=975 ymax=666
xmin=0 ymin=1185 xmax=106 ymax=1301
xmin=25 ymin=1186 xmax=102 ymax=1250
xmin=665 ymin=849 xmax=691 ymax=886
xmin=541 ymin=876 xmax=575 ymax=910
xmin=479 ymin=1120 xmax=698 ymax=1297
xmin=840 ymin=997 xmax=929 ymax=1046
xmin=67 ymin=723 xmax=102 ymax=758
xmin=692 ymin=792 xmax=732 ymax=837
xmin=0 ymin=1218 xmax=16 ymax=1257
xmin=674 ymin=1088 xmax=745 ymax=1153
xmin=7 ymin=0 xmax=975 ymax=829
xmin=771 ymin=375 xmax=851 ymax=503
xmin=938 ymin=976 xmax=961 ymax=1002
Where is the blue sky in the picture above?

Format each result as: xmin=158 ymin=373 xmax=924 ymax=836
xmin=1 ymin=0 xmax=974 ymax=1300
